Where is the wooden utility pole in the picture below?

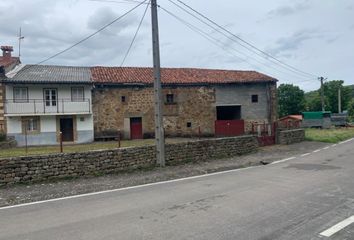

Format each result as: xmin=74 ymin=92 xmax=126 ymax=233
xmin=151 ymin=0 xmax=165 ymax=167
xmin=338 ymin=87 xmax=342 ymax=113
xmin=319 ymin=77 xmax=325 ymax=112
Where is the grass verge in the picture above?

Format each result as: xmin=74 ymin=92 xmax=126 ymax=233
xmin=305 ymin=127 xmax=354 ymax=143
xmin=0 ymin=138 xmax=200 ymax=159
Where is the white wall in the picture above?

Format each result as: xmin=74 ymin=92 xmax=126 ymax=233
xmin=40 ymin=116 xmax=57 ymax=132
xmin=6 ymin=116 xmax=22 ymax=134
xmin=76 ymin=115 xmax=93 ymax=131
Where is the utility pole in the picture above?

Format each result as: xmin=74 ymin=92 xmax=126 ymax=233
xmin=151 ymin=0 xmax=165 ymax=167
xmin=18 ymin=27 xmax=24 ymax=58
xmin=319 ymin=77 xmax=325 ymax=112
xmin=338 ymin=87 xmax=342 ymax=113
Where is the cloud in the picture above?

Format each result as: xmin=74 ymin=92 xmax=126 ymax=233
xmin=87 ymin=7 xmax=138 ymax=36
xmin=267 ymin=1 xmax=310 ymax=18
xmin=267 ymin=29 xmax=323 ymax=57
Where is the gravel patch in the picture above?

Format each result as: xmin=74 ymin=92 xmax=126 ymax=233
xmin=0 ymin=141 xmax=329 ymax=207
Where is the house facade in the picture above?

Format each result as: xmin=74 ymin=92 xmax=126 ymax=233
xmin=0 ymin=46 xmax=21 ymax=132
xmin=91 ymin=67 xmax=277 ymax=139
xmin=2 ymin=65 xmax=94 ymax=146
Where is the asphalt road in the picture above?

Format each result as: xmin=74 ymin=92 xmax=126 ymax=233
xmin=1 ymin=139 xmax=354 ymax=240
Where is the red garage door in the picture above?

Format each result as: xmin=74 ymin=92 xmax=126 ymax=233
xmin=215 ymin=120 xmax=245 ymax=137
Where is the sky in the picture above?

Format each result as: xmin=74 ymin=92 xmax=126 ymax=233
xmin=0 ymin=0 xmax=353 ymax=91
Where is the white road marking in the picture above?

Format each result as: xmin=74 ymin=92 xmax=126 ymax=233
xmin=320 ymin=215 xmax=354 ymax=237
xmin=271 ymin=157 xmax=296 ymax=164
xmin=340 ymin=138 xmax=354 ymax=144
xmin=0 ymin=165 xmax=260 ymax=211
xmin=301 ymin=153 xmax=311 ymax=157
xmin=322 ymin=146 xmax=330 ymax=150
xmin=313 ymin=149 xmax=321 ymax=153
xmin=331 ymin=144 xmax=338 ymax=147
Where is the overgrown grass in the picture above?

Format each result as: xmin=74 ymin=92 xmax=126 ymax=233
xmin=0 ymin=138 xmax=191 ymax=158
xmin=305 ymin=127 xmax=354 ymax=143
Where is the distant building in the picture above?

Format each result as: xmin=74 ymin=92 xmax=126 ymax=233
xmin=0 ymin=46 xmax=21 ymax=131
xmin=302 ymin=111 xmax=331 ymax=129
xmin=2 ymin=65 xmax=94 ymax=146
xmin=278 ymin=115 xmax=302 ymax=129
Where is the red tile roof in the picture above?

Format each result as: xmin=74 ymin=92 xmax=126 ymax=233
xmin=91 ymin=67 xmax=277 ymax=85
xmin=279 ymin=115 xmax=303 ymax=121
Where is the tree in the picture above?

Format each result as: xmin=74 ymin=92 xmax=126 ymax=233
xmin=347 ymin=98 xmax=354 ymax=122
xmin=323 ymin=80 xmax=352 ymax=113
xmin=278 ymin=84 xmax=305 ymax=117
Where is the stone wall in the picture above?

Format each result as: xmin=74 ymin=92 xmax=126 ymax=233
xmin=92 ymin=86 xmax=216 ymax=138
xmin=0 ymin=135 xmax=257 ymax=185
xmin=278 ymin=129 xmax=305 ymax=145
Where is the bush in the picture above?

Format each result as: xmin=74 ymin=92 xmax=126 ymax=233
xmin=0 ymin=132 xmax=6 ymax=142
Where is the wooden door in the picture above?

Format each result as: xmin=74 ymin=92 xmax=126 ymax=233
xmin=130 ymin=117 xmax=142 ymax=139
xmin=60 ymin=118 xmax=74 ymax=141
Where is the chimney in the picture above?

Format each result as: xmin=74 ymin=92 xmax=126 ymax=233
xmin=1 ymin=46 xmax=13 ymax=58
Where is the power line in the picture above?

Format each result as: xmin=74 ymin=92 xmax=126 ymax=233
xmin=120 ymin=0 xmax=150 ymax=66
xmin=159 ymin=6 xmax=316 ymax=83
xmin=22 ymin=0 xmax=147 ymax=72
xmin=89 ymin=0 xmax=148 ymax=5
xmin=169 ymin=0 xmax=318 ymax=79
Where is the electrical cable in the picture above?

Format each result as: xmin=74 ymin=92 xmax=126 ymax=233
xmin=120 ymin=0 xmax=150 ymax=66
xmin=169 ymin=0 xmax=318 ymax=79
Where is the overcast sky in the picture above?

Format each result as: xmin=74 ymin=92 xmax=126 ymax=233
xmin=0 ymin=0 xmax=353 ymax=91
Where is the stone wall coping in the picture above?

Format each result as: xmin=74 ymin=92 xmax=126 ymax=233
xmin=0 ymin=135 xmax=256 ymax=161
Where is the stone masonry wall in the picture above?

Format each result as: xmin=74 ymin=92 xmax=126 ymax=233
xmin=92 ymin=86 xmax=216 ymax=138
xmin=278 ymin=129 xmax=305 ymax=145
xmin=0 ymin=135 xmax=257 ymax=185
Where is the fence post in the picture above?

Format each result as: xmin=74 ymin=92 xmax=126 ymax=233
xmin=24 ymin=124 xmax=28 ymax=155
xmin=198 ymin=126 xmax=201 ymax=139
xmin=59 ymin=131 xmax=63 ymax=153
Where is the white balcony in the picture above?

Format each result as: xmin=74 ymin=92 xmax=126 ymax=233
xmin=4 ymin=99 xmax=91 ymax=116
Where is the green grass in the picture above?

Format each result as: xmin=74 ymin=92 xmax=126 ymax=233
xmin=305 ymin=127 xmax=354 ymax=143
xmin=0 ymin=138 xmax=192 ymax=159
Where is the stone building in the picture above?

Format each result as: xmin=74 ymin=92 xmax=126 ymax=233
xmin=0 ymin=46 xmax=21 ymax=132
xmin=91 ymin=67 xmax=277 ymax=139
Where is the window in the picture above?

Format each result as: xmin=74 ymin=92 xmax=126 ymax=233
xmin=121 ymin=96 xmax=126 ymax=103
xmin=187 ymin=122 xmax=192 ymax=128
xmin=71 ymin=87 xmax=84 ymax=102
xmin=13 ymin=87 xmax=28 ymax=102
xmin=44 ymin=89 xmax=57 ymax=106
xmin=22 ymin=117 xmax=40 ymax=133
xmin=251 ymin=94 xmax=258 ymax=103
xmin=166 ymin=94 xmax=174 ymax=104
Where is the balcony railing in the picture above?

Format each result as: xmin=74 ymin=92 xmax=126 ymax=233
xmin=4 ymin=99 xmax=91 ymax=115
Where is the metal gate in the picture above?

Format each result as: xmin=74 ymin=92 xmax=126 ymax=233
xmin=251 ymin=122 xmax=276 ymax=146
xmin=215 ymin=120 xmax=245 ymax=137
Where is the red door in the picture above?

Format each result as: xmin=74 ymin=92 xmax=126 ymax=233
xmin=130 ymin=117 xmax=143 ymax=139
xmin=215 ymin=120 xmax=245 ymax=137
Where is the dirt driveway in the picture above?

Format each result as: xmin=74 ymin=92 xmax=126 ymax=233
xmin=0 ymin=141 xmax=329 ymax=207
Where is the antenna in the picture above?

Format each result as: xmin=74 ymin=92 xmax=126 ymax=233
xmin=18 ymin=27 xmax=24 ymax=58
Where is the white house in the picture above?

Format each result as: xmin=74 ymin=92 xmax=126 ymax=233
xmin=2 ymin=64 xmax=94 ymax=146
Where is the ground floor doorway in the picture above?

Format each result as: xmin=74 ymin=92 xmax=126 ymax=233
xmin=130 ymin=117 xmax=143 ymax=139
xmin=60 ymin=117 xmax=74 ymax=142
